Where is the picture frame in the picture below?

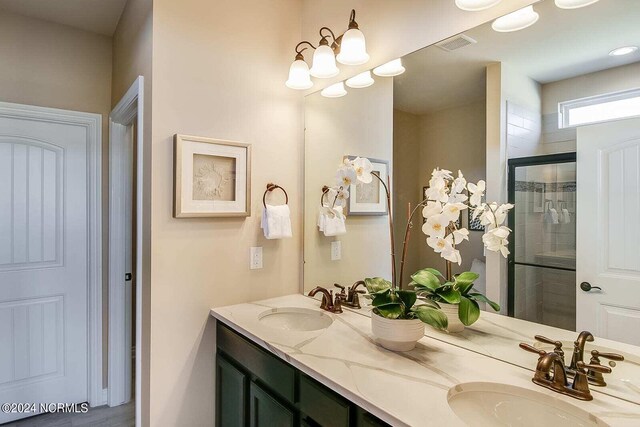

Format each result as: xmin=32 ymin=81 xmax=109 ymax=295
xmin=174 ymin=134 xmax=251 ymax=218
xmin=344 ymin=156 xmax=389 ymax=216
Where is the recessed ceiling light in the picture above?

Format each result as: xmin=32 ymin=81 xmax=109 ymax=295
xmin=609 ymin=46 xmax=639 ymax=57
xmin=492 ymin=6 xmax=539 ymax=33
xmin=555 ymin=0 xmax=600 ymax=9
xmin=455 ymin=0 xmax=502 ymax=12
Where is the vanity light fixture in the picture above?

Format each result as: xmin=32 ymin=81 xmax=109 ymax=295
xmin=492 ymin=5 xmax=539 ymax=33
xmin=321 ymin=82 xmax=348 ymax=98
xmin=555 ymin=0 xmax=600 ymax=9
xmin=609 ymin=46 xmax=639 ymax=57
xmin=346 ymin=71 xmax=375 ymax=88
xmin=285 ymin=44 xmax=314 ymax=89
xmin=373 ymin=58 xmax=406 ymax=77
xmin=286 ymin=10 xmax=369 ymax=89
xmin=455 ymin=0 xmax=502 ymax=12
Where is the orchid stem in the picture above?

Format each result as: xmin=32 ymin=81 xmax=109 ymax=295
xmin=372 ymin=173 xmax=397 ymax=290
xmin=399 ymin=198 xmax=428 ymax=290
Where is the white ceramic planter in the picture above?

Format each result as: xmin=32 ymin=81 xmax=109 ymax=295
xmin=440 ymin=303 xmax=465 ymax=333
xmin=371 ymin=312 xmax=425 ymax=351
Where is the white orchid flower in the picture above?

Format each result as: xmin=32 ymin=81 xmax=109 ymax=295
xmin=467 ymin=180 xmax=486 ymax=206
xmin=452 ymin=228 xmax=469 ymax=244
xmin=431 ymin=168 xmax=453 ymax=181
xmin=336 ymin=166 xmax=356 ymax=188
xmin=452 ymin=170 xmax=467 ymax=194
xmin=426 ymin=179 xmax=449 ymax=203
xmin=447 ymin=192 xmax=468 ymax=203
xmin=336 ymin=188 xmax=350 ymax=203
xmin=471 ymin=203 xmax=486 ymax=220
xmin=441 ymin=202 xmax=467 ymax=222
xmin=442 ymin=241 xmax=462 ymax=265
xmin=426 ymin=235 xmax=453 ymax=254
xmin=422 ymin=214 xmax=448 ymax=238
xmin=494 ymin=203 xmax=514 ymax=226
xmin=482 ymin=226 xmax=511 ymax=258
xmin=352 ymin=157 xmax=374 ymax=184
xmin=422 ymin=201 xmax=442 ymax=219
xmin=479 ymin=207 xmax=495 ymax=227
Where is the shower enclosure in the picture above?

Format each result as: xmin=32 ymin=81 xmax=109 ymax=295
xmin=507 ymin=153 xmax=577 ymax=331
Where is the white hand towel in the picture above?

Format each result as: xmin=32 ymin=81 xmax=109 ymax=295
xmin=561 ymin=208 xmax=570 ymax=224
xmin=261 ymin=204 xmax=292 ymax=239
xmin=545 ymin=208 xmax=559 ymax=224
xmin=317 ymin=206 xmax=327 ymax=232
xmin=323 ymin=206 xmax=346 ymax=237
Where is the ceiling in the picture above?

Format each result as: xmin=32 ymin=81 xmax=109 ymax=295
xmin=395 ymin=0 xmax=640 ymax=115
xmin=0 ymin=0 xmax=128 ymax=36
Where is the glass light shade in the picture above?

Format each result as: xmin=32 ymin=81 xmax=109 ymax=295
xmin=346 ymin=71 xmax=374 ymax=88
xmin=555 ymin=0 xmax=599 ymax=9
xmin=285 ymin=59 xmax=313 ymax=90
xmin=609 ymin=46 xmax=639 ymax=56
xmin=309 ymin=45 xmax=339 ymax=78
xmin=321 ymin=82 xmax=347 ymax=98
xmin=373 ymin=58 xmax=406 ymax=77
xmin=455 ymin=0 xmax=502 ymax=11
xmin=336 ymin=28 xmax=370 ymax=65
xmin=492 ymin=6 xmax=539 ymax=33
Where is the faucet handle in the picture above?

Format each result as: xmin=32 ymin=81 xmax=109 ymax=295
xmin=535 ymin=335 xmax=565 ymax=358
xmin=519 ymin=343 xmax=547 ymax=357
xmin=591 ymin=350 xmax=624 ymax=363
xmin=577 ymin=361 xmax=612 ymax=375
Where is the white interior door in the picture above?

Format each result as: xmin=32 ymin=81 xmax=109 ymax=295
xmin=0 ymin=109 xmax=90 ymax=422
xmin=577 ymin=117 xmax=640 ymax=345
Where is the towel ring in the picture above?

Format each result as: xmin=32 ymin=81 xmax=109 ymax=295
xmin=320 ymin=185 xmax=331 ymax=206
xmin=263 ymin=183 xmax=288 ymax=208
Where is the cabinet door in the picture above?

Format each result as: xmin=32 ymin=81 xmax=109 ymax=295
xmin=249 ymin=381 xmax=294 ymax=427
xmin=216 ymin=356 xmax=247 ymax=427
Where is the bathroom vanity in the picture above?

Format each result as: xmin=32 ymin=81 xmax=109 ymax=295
xmin=211 ymin=295 xmax=640 ymax=427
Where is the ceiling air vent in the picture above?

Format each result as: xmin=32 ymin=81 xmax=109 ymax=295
xmin=436 ymin=34 xmax=477 ymax=52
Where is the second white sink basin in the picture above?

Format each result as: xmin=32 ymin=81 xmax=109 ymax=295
xmin=258 ymin=307 xmax=333 ymax=332
xmin=448 ymin=382 xmax=608 ymax=426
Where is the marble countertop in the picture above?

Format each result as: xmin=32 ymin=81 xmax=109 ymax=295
xmin=211 ymin=294 xmax=640 ymax=427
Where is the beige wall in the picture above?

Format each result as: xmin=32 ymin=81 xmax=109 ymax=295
xmin=111 ymin=0 xmax=153 ymax=424
xmin=393 ymin=109 xmax=421 ymax=281
xmin=304 ymin=79 xmax=394 ymax=292
xmin=301 ymin=0 xmax=536 ymax=93
xmin=0 ymin=8 xmax=114 ymax=387
xmin=416 ymin=101 xmax=487 ymax=274
xmin=149 ymin=0 xmax=303 ymax=425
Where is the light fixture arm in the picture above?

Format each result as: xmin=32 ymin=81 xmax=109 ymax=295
xmin=348 ymin=9 xmax=358 ymax=29
xmin=294 ymin=40 xmax=316 ymax=60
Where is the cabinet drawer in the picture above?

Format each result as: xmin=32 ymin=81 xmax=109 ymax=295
xmin=217 ymin=323 xmax=296 ymax=403
xmin=299 ymin=374 xmax=350 ymax=427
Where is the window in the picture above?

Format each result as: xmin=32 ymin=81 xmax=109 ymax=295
xmin=558 ymin=88 xmax=640 ymax=128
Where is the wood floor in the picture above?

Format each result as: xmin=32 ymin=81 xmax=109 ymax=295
xmin=2 ymin=401 xmax=134 ymax=427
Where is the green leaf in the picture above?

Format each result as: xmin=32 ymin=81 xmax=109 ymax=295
xmin=412 ymin=305 xmax=448 ymax=331
xmin=468 ymin=292 xmax=501 ymax=312
xmin=458 ymin=296 xmax=480 ymax=326
xmin=424 ymin=268 xmax=445 ymax=279
xmin=416 ymin=297 xmax=441 ymax=309
xmin=397 ymin=290 xmax=417 ymax=313
xmin=454 ymin=272 xmax=479 ymax=295
xmin=371 ymin=289 xmax=396 ymax=307
xmin=364 ymin=277 xmax=392 ymax=295
xmin=374 ymin=304 xmax=404 ymax=319
xmin=410 ymin=269 xmax=441 ymax=290
xmin=435 ymin=286 xmax=461 ymax=304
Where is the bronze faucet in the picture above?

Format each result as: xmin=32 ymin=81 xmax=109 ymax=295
xmin=308 ymin=286 xmax=342 ymax=313
xmin=333 ymin=281 xmax=366 ymax=309
xmin=569 ymin=331 xmax=595 ymax=373
xmin=521 ymin=337 xmax=615 ymax=400
xmin=587 ymin=350 xmax=624 ymax=386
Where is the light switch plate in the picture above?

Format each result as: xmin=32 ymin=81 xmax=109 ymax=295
xmin=331 ymin=241 xmax=341 ymax=261
xmin=250 ymin=247 xmax=263 ymax=269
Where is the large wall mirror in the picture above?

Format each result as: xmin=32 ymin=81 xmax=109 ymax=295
xmin=304 ymin=0 xmax=640 ymax=404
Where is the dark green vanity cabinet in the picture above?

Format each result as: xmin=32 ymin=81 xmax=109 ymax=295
xmin=216 ymin=322 xmax=390 ymax=427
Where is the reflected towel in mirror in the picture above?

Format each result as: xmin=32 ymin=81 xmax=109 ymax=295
xmin=318 ymin=205 xmax=346 ymax=236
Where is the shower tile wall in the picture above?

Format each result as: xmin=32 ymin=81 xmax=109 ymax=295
xmin=507 ymin=102 xmax=542 ymax=158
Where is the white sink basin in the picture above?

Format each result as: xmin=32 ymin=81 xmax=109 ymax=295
xmin=447 ymin=382 xmax=608 ymax=427
xmin=258 ymin=307 xmax=333 ymax=332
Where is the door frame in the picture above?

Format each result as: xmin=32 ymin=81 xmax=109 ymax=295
xmin=0 ymin=101 xmax=104 ymax=406
xmin=506 ymin=152 xmax=577 ymax=317
xmin=108 ymin=77 xmax=144 ymax=412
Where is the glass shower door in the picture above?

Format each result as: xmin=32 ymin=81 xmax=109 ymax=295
xmin=507 ymin=153 xmax=577 ymax=331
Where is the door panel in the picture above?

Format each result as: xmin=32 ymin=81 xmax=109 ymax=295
xmin=577 ymin=117 xmax=640 ymax=344
xmin=0 ymin=112 xmax=89 ymax=422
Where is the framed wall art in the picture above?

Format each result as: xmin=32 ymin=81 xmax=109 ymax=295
xmin=344 ymin=156 xmax=389 ymax=216
xmin=174 ymin=134 xmax=251 ymax=218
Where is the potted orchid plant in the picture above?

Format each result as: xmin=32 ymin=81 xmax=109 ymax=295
xmin=325 ymin=159 xmax=512 ymax=350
